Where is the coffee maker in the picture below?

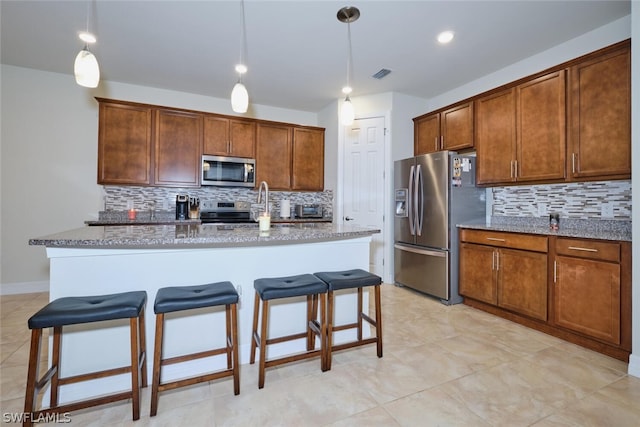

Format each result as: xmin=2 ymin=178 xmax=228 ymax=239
xmin=176 ymin=194 xmax=189 ymax=220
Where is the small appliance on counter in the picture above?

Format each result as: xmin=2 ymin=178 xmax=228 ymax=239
xmin=176 ymin=194 xmax=189 ymax=220
xmin=295 ymin=204 xmax=323 ymax=219
xmin=189 ymin=196 xmax=200 ymax=219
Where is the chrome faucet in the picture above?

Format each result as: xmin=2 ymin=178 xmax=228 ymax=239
xmin=257 ymin=181 xmax=269 ymax=216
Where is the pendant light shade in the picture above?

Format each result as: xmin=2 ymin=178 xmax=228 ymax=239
xmin=74 ymin=47 xmax=100 ymax=88
xmin=337 ymin=6 xmax=360 ymax=126
xmin=341 ymin=95 xmax=355 ymax=126
xmin=231 ymin=81 xmax=249 ymax=113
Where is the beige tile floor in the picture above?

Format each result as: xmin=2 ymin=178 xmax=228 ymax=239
xmin=2 ymin=285 xmax=639 ymax=426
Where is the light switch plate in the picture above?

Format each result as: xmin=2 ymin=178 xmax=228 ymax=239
xmin=537 ymin=203 xmax=547 ymax=216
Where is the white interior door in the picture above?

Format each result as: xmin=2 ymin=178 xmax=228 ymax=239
xmin=342 ymin=117 xmax=386 ymax=276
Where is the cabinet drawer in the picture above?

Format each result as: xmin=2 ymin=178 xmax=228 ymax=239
xmin=460 ymin=229 xmax=547 ymax=253
xmin=555 ymin=238 xmax=620 ymax=262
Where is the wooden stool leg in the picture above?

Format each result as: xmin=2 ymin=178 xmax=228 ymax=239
xmin=23 ymin=328 xmax=42 ymax=427
xmin=225 ymin=304 xmax=232 ymax=369
xmin=306 ymin=295 xmax=315 ymax=351
xmin=129 ymin=317 xmax=141 ymax=421
xmin=326 ymin=291 xmax=334 ymax=370
xmin=49 ymin=326 xmax=62 ymax=408
xmin=320 ymin=293 xmax=328 ymax=372
xmin=249 ymin=293 xmax=260 ymax=365
xmin=258 ymin=299 xmax=269 ymax=389
xmin=150 ymin=313 xmax=164 ymax=417
xmin=231 ymin=303 xmax=240 ymax=395
xmin=138 ymin=307 xmax=148 ymax=388
xmin=374 ymin=285 xmax=383 ymax=357
xmin=357 ymin=288 xmax=363 ymax=341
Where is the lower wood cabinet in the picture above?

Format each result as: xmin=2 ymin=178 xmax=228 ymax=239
xmin=459 ymin=230 xmax=547 ymax=321
xmin=460 ymin=229 xmax=632 ymax=362
xmin=552 ymin=238 xmax=622 ymax=345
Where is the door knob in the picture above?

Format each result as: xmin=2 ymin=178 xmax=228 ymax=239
xmin=345 ymin=216 xmax=355 ymax=221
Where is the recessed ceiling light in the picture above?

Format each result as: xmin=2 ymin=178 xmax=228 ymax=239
xmin=437 ymin=31 xmax=454 ymax=44
xmin=78 ymin=32 xmax=96 ymax=44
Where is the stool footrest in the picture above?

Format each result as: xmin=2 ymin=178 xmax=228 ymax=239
xmin=161 ymin=346 xmax=230 ymax=366
xmin=32 ymin=390 xmax=132 ymax=418
xmin=332 ymin=337 xmax=379 ymax=353
xmin=157 ymin=368 xmax=235 ymax=393
xmin=57 ymin=365 xmax=133 ymax=386
xmin=264 ymin=349 xmax=324 ymax=369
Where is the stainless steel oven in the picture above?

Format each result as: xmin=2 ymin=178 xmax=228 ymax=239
xmin=201 ymin=155 xmax=255 ymax=187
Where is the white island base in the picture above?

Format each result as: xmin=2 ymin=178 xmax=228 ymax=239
xmin=44 ymin=236 xmax=372 ymax=404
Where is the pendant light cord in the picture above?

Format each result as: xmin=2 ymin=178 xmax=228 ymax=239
xmin=239 ymin=0 xmax=247 ymax=76
xmin=346 ymin=17 xmax=353 ymax=90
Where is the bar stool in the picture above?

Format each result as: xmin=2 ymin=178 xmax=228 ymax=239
xmin=250 ymin=274 xmax=328 ymax=388
xmin=24 ymin=291 xmax=147 ymax=427
xmin=151 ymin=281 xmax=239 ymax=416
xmin=314 ymin=269 xmax=382 ymax=370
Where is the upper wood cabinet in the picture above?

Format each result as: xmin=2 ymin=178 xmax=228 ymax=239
xmin=203 ymin=116 xmax=256 ymax=159
xmin=256 ymin=124 xmax=324 ymax=191
xmin=476 ymin=70 xmax=566 ymax=185
xmin=567 ymin=42 xmax=630 ymax=180
xmin=256 ymin=123 xmax=292 ymax=190
xmin=154 ymin=109 xmax=202 ymax=187
xmin=98 ymin=100 xmax=153 ymax=185
xmin=414 ymin=102 xmax=473 ymax=155
xmin=292 ymin=127 xmax=324 ymax=191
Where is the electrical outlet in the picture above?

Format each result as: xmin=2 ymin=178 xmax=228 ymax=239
xmin=601 ymin=203 xmax=614 ymax=218
xmin=537 ymin=203 xmax=547 ymax=216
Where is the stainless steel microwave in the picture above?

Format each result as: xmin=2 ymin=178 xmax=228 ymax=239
xmin=201 ymin=155 xmax=255 ymax=187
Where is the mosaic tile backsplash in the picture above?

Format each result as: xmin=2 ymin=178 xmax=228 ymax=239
xmin=102 ymin=186 xmax=334 ymax=219
xmin=491 ymin=180 xmax=631 ymax=219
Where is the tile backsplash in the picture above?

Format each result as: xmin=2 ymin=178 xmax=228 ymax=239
xmin=102 ymin=186 xmax=334 ymax=219
xmin=491 ymin=180 xmax=631 ymax=219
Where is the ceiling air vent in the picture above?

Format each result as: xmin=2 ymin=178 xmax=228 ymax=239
xmin=372 ymin=68 xmax=391 ymax=80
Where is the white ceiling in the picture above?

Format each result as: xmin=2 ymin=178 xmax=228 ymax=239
xmin=1 ymin=1 xmax=630 ymax=112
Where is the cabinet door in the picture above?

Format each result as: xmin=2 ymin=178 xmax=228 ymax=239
xmin=568 ymin=44 xmax=630 ymax=179
xmin=554 ymin=255 xmax=620 ymax=345
xmin=98 ymin=102 xmax=152 ymax=185
xmin=414 ymin=114 xmax=440 ymax=155
xmin=256 ymin=123 xmax=292 ymax=189
xmin=442 ymin=102 xmax=474 ymax=151
xmin=155 ymin=109 xmax=202 ymax=187
xmin=203 ymin=116 xmax=230 ymax=155
xmin=497 ymin=248 xmax=547 ymax=320
xmin=516 ymin=71 xmax=566 ymax=182
xmin=292 ymin=128 xmax=324 ymax=191
xmin=459 ymin=243 xmax=497 ymax=305
xmin=476 ymin=88 xmax=516 ymax=185
xmin=229 ymin=120 xmax=256 ymax=158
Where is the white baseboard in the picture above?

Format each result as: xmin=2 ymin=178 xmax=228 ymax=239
xmin=1 ymin=280 xmax=49 ymax=295
xmin=628 ymin=353 xmax=640 ymax=378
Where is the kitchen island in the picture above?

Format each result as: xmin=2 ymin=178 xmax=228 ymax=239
xmin=29 ymin=223 xmax=379 ymax=404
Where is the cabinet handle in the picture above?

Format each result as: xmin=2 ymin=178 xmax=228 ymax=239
xmin=434 ymin=137 xmax=438 ymax=152
xmin=514 ymin=160 xmax=518 ymax=178
xmin=553 ymin=260 xmax=557 ymax=283
xmin=495 ymin=251 xmax=500 ymax=271
xmin=440 ymin=135 xmax=444 ymax=150
xmin=492 ymin=251 xmax=495 ymax=270
xmin=486 ymin=237 xmax=506 ymax=242
xmin=567 ymin=246 xmax=598 ymax=253
xmin=572 ymin=153 xmax=576 ymax=174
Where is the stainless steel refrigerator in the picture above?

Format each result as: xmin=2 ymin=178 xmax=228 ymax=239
xmin=394 ymin=151 xmax=485 ymax=304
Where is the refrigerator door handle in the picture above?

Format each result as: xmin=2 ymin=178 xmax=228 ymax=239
xmin=408 ymin=165 xmax=416 ymax=235
xmin=415 ymin=163 xmax=424 ymax=236
xmin=394 ymin=243 xmax=446 ymax=258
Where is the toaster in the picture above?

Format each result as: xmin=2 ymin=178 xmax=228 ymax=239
xmin=294 ymin=204 xmax=323 ymax=218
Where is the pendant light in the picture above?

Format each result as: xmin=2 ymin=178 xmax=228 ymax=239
xmin=74 ymin=1 xmax=100 ymax=88
xmin=231 ymin=0 xmax=249 ymax=113
xmin=337 ymin=6 xmax=360 ymax=126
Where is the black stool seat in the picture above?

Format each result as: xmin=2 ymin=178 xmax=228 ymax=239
xmin=314 ymin=269 xmax=382 ymax=291
xmin=151 ymin=281 xmax=240 ymax=416
xmin=23 ymin=291 xmax=147 ymax=427
xmin=254 ymin=274 xmax=327 ymax=300
xmin=314 ymin=269 xmax=383 ymax=370
xmin=154 ymin=282 xmax=238 ymax=314
xmin=251 ymin=273 xmax=328 ymax=388
xmin=28 ymin=291 xmax=147 ymax=329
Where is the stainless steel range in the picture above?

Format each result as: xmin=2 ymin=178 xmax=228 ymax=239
xmin=199 ymin=200 xmax=253 ymax=224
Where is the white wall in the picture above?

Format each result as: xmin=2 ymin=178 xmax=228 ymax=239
xmin=629 ymin=2 xmax=639 ymax=378
xmin=0 ymin=66 xmax=318 ymax=292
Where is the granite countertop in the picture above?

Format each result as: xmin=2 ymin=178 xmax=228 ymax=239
xmin=30 ymin=223 xmax=379 ymax=249
xmin=458 ymin=216 xmax=631 ymax=242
